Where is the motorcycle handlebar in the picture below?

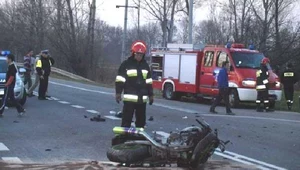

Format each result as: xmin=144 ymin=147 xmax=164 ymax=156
xmin=196 ymin=119 xmax=210 ymax=129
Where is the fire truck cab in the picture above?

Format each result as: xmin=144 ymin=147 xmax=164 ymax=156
xmin=150 ymin=43 xmax=282 ymax=108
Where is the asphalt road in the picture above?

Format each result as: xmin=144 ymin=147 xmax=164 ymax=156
xmin=0 ymin=78 xmax=299 ymax=170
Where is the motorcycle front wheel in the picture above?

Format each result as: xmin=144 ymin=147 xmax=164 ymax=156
xmin=107 ymin=143 xmax=150 ymax=164
xmin=189 ymin=133 xmax=218 ymax=168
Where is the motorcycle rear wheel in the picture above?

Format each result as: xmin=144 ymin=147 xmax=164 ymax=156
xmin=190 ymin=133 xmax=218 ymax=168
xmin=107 ymin=143 xmax=150 ymax=164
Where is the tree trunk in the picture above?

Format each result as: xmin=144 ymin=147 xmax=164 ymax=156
xmin=168 ymin=0 xmax=177 ymax=43
xmin=274 ymin=0 xmax=281 ymax=58
xmin=66 ymin=0 xmax=79 ymax=73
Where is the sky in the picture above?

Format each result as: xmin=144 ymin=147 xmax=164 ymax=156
xmin=96 ymin=0 xmax=210 ymax=28
xmin=96 ymin=0 xmax=300 ymax=28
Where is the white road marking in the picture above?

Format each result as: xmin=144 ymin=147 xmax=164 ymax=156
xmin=1 ymin=157 xmax=22 ymax=163
xmin=105 ymin=116 xmax=121 ymax=120
xmin=46 ymin=97 xmax=53 ymax=100
xmin=51 ymin=97 xmax=60 ymax=101
xmin=86 ymin=110 xmax=99 ymax=114
xmin=215 ymin=149 xmax=287 ymax=170
xmin=58 ymin=101 xmax=70 ymax=104
xmin=0 ymin=143 xmax=9 ymax=151
xmin=50 ymin=81 xmax=113 ymax=95
xmin=71 ymin=105 xmax=85 ymax=109
xmin=49 ymin=81 xmax=300 ymax=124
xmin=155 ymin=131 xmax=286 ymax=170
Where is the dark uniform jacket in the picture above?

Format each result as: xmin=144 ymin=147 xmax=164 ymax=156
xmin=280 ymin=69 xmax=298 ymax=89
xmin=115 ymin=57 xmax=153 ymax=103
xmin=256 ymin=65 xmax=269 ymax=91
xmin=36 ymin=57 xmax=52 ymax=76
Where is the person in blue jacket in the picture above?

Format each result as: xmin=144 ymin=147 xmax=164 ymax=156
xmin=210 ymin=61 xmax=234 ymax=115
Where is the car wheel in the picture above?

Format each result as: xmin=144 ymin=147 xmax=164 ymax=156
xmin=163 ymin=84 xmax=181 ymax=100
xmin=229 ymin=89 xmax=239 ymax=108
xmin=19 ymin=88 xmax=27 ymax=106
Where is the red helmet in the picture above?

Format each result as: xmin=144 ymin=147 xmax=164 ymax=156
xmin=131 ymin=40 xmax=147 ymax=54
xmin=261 ymin=57 xmax=270 ymax=65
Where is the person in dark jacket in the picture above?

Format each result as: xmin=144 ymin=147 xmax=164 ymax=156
xmin=0 ymin=54 xmax=25 ymax=116
xmin=115 ymin=41 xmax=154 ymax=128
xmin=256 ymin=57 xmax=272 ymax=112
xmin=210 ymin=61 xmax=234 ymax=115
xmin=280 ymin=63 xmax=298 ymax=110
xmin=23 ymin=49 xmax=34 ymax=90
xmin=36 ymin=50 xmax=52 ymax=100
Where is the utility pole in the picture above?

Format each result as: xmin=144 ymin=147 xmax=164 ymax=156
xmin=121 ymin=0 xmax=128 ymax=63
xmin=138 ymin=0 xmax=140 ymax=39
xmin=117 ymin=1 xmax=139 ymax=62
xmin=188 ymin=0 xmax=193 ymax=44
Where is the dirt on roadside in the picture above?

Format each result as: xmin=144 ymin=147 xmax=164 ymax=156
xmin=0 ymin=160 xmax=259 ymax=170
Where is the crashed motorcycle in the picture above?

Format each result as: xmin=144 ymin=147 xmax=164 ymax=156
xmin=107 ymin=119 xmax=229 ymax=168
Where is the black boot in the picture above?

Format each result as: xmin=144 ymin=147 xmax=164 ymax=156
xmin=256 ymin=104 xmax=263 ymax=112
xmin=209 ymin=108 xmax=218 ymax=114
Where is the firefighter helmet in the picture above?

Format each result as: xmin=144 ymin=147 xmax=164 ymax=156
xmin=131 ymin=41 xmax=147 ymax=54
xmin=261 ymin=57 xmax=270 ymax=65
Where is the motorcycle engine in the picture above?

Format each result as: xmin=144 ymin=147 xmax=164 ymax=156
xmin=167 ymin=126 xmax=203 ymax=146
xmin=167 ymin=132 xmax=184 ymax=146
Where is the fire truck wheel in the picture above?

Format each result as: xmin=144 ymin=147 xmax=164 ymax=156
xmin=229 ymin=89 xmax=240 ymax=108
xmin=163 ymin=83 xmax=180 ymax=100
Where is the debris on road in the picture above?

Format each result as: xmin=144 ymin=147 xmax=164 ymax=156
xmin=45 ymin=149 xmax=51 ymax=151
xmin=84 ymin=115 xmax=88 ymax=118
xmin=90 ymin=115 xmax=106 ymax=122
xmin=182 ymin=116 xmax=188 ymax=119
xmin=238 ymin=135 xmax=242 ymax=138
xmin=13 ymin=121 xmax=19 ymax=123
xmin=148 ymin=116 xmax=154 ymax=121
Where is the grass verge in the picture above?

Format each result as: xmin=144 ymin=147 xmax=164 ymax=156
xmin=275 ymin=91 xmax=300 ymax=112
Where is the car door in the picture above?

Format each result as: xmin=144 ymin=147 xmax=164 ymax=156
xmin=199 ymin=50 xmax=216 ymax=95
xmin=215 ymin=51 xmax=236 ymax=88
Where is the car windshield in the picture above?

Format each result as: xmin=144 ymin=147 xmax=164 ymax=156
xmin=231 ymin=52 xmax=264 ymax=69
xmin=0 ymin=59 xmax=7 ymax=73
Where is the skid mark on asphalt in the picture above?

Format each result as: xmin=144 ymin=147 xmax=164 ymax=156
xmin=0 ymin=142 xmax=22 ymax=163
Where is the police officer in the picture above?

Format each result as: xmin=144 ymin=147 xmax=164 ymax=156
xmin=256 ymin=57 xmax=272 ymax=112
xmin=115 ymin=41 xmax=154 ymax=128
xmin=280 ymin=63 xmax=298 ymax=110
xmin=36 ymin=50 xmax=52 ymax=100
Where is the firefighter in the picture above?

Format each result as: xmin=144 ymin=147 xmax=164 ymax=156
xmin=115 ymin=41 xmax=154 ymax=128
xmin=280 ymin=63 xmax=298 ymax=110
xmin=36 ymin=50 xmax=52 ymax=100
xmin=256 ymin=57 xmax=272 ymax=112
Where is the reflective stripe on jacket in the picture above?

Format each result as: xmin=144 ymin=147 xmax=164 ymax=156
xmin=115 ymin=57 xmax=153 ymax=103
xmin=256 ymin=65 xmax=269 ymax=91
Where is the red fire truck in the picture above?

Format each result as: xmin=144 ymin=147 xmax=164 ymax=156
xmin=150 ymin=43 xmax=282 ymax=107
